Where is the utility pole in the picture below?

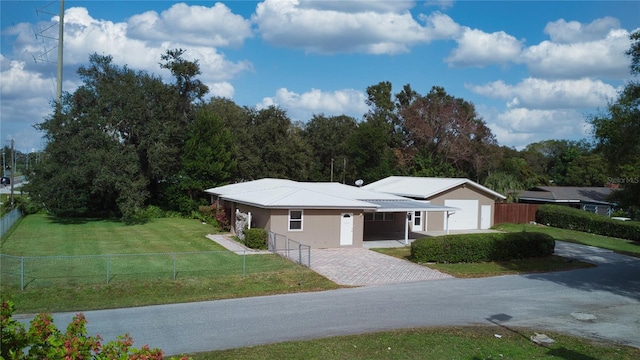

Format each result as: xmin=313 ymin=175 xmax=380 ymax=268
xmin=56 ymin=0 xmax=64 ymax=105
xmin=330 ymin=158 xmax=334 ymax=182
xmin=10 ymin=139 xmax=15 ymax=209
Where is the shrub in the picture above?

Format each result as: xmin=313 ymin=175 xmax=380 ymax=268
xmin=142 ymin=205 xmax=165 ymax=219
xmin=411 ymin=232 xmax=555 ymax=263
xmin=211 ymin=201 xmax=230 ymax=232
xmin=536 ymin=204 xmax=640 ymax=242
xmin=1 ymin=300 xmax=190 ymax=359
xmin=244 ymin=228 xmax=268 ymax=250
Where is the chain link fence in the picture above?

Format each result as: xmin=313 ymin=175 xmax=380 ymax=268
xmin=268 ymin=231 xmax=311 ymax=267
xmin=1 ymin=208 xmax=22 ymax=238
xmin=0 ymin=250 xmax=286 ymax=290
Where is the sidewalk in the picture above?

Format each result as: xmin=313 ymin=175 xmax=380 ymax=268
xmin=206 ymin=234 xmax=270 ymax=255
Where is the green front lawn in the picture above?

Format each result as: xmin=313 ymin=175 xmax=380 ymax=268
xmin=1 ymin=214 xmax=339 ymax=313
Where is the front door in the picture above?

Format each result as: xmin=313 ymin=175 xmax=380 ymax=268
xmin=480 ymin=205 xmax=491 ymax=229
xmin=412 ymin=211 xmax=422 ymax=232
xmin=340 ymin=213 xmax=354 ymax=246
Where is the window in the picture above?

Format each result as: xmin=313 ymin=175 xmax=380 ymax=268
xmin=364 ymin=212 xmax=394 ymax=222
xmin=288 ymin=210 xmax=303 ymax=231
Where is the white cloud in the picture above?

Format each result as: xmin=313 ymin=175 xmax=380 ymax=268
xmin=544 ymin=17 xmax=621 ymax=43
xmin=258 ymin=88 xmax=368 ymax=120
xmin=209 ymin=82 xmax=235 ymax=99
xmin=127 ymin=2 xmax=253 ymax=48
xmin=522 ymin=27 xmax=631 ymax=79
xmin=446 ymin=28 xmax=523 ymax=67
xmin=252 ymin=0 xmax=458 ymax=54
xmin=487 ymin=108 xmax=590 ymax=148
xmin=467 ymin=78 xmax=618 ymax=110
xmin=0 ymin=60 xmax=53 ymax=98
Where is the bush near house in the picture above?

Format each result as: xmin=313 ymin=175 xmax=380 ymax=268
xmin=244 ymin=228 xmax=268 ymax=250
xmin=536 ymin=204 xmax=640 ymax=242
xmin=411 ymin=232 xmax=555 ymax=264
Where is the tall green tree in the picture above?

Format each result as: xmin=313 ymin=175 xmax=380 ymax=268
xmin=29 ymin=50 xmax=208 ymax=219
xmin=204 ymin=97 xmax=257 ymax=182
xmin=174 ymin=108 xmax=235 ymax=211
xmin=346 ymin=120 xmax=397 ymax=183
xmin=250 ymin=106 xmax=312 ymax=180
xmin=302 ymin=114 xmax=357 ymax=181
xmin=590 ymin=30 xmax=640 ymax=217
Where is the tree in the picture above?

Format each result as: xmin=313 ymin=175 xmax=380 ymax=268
xmin=590 ymin=30 xmax=640 ymax=217
xmin=249 ymin=106 xmax=312 ymax=180
xmin=29 ymin=50 xmax=208 ymax=219
xmin=162 ymin=107 xmax=235 ymax=213
xmin=302 ymin=114 xmax=357 ymax=181
xmin=346 ymin=120 xmax=397 ymax=183
xmin=401 ymin=86 xmax=497 ymax=180
xmin=204 ymin=97 xmax=258 ymax=182
xmin=483 ymin=171 xmax=523 ymax=202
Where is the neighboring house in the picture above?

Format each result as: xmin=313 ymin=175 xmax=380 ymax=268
xmin=516 ymin=186 xmax=616 ymax=216
xmin=362 ymin=176 xmax=506 ymax=232
xmin=205 ymin=178 xmax=456 ymax=248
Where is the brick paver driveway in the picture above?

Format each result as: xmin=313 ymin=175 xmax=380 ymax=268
xmin=310 ymin=247 xmax=452 ymax=286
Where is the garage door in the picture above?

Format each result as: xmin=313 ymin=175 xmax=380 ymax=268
xmin=444 ymin=199 xmax=479 ymax=230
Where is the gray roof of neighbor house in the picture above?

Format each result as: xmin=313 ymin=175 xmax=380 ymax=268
xmin=517 ymin=186 xmax=615 ymax=205
xmin=362 ymin=176 xmax=506 ymax=200
xmin=205 ymin=178 xmax=458 ymax=212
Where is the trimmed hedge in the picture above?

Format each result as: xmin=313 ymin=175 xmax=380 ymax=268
xmin=536 ymin=204 xmax=640 ymax=242
xmin=244 ymin=228 xmax=268 ymax=250
xmin=411 ymin=232 xmax=555 ymax=263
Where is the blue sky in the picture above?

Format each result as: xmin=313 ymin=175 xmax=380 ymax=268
xmin=1 ymin=1 xmax=638 ymax=153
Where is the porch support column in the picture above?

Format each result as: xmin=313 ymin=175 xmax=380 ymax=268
xmin=445 ymin=211 xmax=454 ymax=235
xmin=405 ymin=212 xmax=410 ymax=245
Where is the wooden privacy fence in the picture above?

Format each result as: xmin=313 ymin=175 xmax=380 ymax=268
xmin=494 ymin=203 xmax=540 ymax=225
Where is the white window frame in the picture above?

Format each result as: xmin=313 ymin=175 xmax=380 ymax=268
xmin=288 ymin=209 xmax=303 ymax=231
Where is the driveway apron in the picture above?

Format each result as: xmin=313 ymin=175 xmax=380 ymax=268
xmin=310 ymin=247 xmax=452 ymax=286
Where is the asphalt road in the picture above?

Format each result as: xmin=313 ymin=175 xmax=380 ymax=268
xmin=16 ymin=245 xmax=636 ymax=357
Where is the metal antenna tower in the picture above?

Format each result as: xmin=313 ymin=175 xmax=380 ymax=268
xmin=33 ymin=1 xmax=64 ymax=105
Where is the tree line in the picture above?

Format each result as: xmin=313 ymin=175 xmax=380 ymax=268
xmin=22 ymin=31 xmax=639 ymax=220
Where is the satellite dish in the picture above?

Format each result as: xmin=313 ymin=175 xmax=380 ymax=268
xmin=355 ymin=179 xmax=364 ymax=187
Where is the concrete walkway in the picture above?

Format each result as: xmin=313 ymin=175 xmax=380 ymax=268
xmin=206 ymin=234 xmax=270 ymax=255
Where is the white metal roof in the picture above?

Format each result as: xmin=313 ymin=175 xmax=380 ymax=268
xmin=362 ymin=176 xmax=506 ymax=200
xmin=365 ymin=200 xmax=457 ymax=213
xmin=205 ymin=178 xmax=456 ymax=211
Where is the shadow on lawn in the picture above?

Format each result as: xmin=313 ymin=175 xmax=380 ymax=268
xmin=47 ymin=216 xmax=140 ymax=225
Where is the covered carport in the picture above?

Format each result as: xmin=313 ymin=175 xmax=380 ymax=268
xmin=364 ymin=200 xmax=458 ymax=245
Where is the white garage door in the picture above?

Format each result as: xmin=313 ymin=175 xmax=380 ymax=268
xmin=444 ymin=199 xmax=479 ymax=230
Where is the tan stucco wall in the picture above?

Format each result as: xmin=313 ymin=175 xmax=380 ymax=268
xmin=426 ymin=185 xmax=496 ymax=231
xmin=232 ymin=203 xmax=272 ymax=232
xmin=270 ymin=209 xmax=364 ymax=248
xmin=223 ymin=202 xmax=365 ymax=248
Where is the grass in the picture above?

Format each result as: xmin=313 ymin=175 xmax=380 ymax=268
xmin=373 ymin=247 xmax=594 ymax=278
xmin=374 ymin=223 xmax=639 ymax=278
xmin=0 ymin=214 xmax=339 ymax=313
xmin=187 ymin=326 xmax=640 ymax=359
xmin=495 ymin=223 xmax=640 ymax=257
